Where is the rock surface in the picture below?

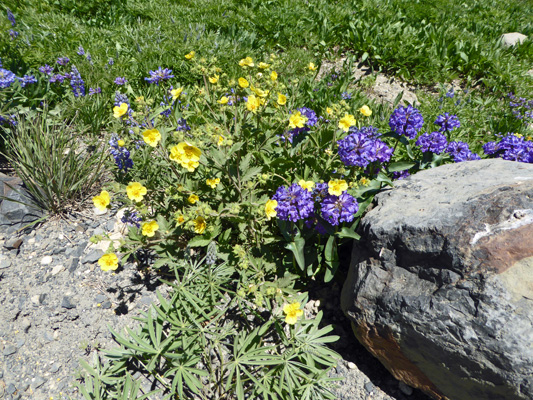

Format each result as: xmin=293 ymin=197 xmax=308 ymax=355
xmin=341 ymin=159 xmax=533 ymax=400
xmin=500 ymin=32 xmax=528 ymax=47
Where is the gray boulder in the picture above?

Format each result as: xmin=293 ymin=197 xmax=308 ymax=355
xmin=0 ymin=174 xmax=45 ymax=233
xmin=500 ymin=32 xmax=528 ymax=47
xmin=341 ymin=159 xmax=533 ymax=400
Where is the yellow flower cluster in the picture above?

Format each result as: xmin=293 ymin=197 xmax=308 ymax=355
xmin=283 ymin=302 xmax=303 ymax=325
xmin=289 ymin=111 xmax=308 ymax=129
xmin=206 ymin=178 xmax=220 ymax=189
xmin=98 ymin=253 xmax=119 ymax=272
xmin=169 ymin=142 xmax=202 ymax=172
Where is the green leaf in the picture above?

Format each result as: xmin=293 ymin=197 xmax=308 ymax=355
xmin=337 ymin=227 xmax=361 ymax=240
xmin=324 ymin=236 xmax=339 ymax=282
xmin=387 ymin=161 xmax=416 ymax=172
xmin=285 ymin=235 xmax=306 ymax=271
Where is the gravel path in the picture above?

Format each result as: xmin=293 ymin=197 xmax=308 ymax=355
xmin=0 ymin=208 xmax=431 ymax=400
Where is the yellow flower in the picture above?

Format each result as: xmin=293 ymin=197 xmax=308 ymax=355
xmin=141 ymin=220 xmax=159 ymax=237
xmin=359 ymin=105 xmax=372 ymax=117
xmin=338 ymin=113 xmax=356 ymax=132
xmin=142 ymin=129 xmax=161 ymax=147
xmin=135 ymin=96 xmax=145 ymax=103
xmin=171 ymin=87 xmax=183 ymax=100
xmin=298 ymin=180 xmax=315 ymax=191
xmin=265 ymin=199 xmax=277 ymax=220
xmin=193 ymin=216 xmax=206 ymax=234
xmin=308 ymin=62 xmax=318 ymax=71
xmin=217 ymin=135 xmax=225 ymax=146
xmin=270 ymin=71 xmax=278 ymax=81
xmin=360 ymin=177 xmax=370 ymax=186
xmin=239 ymin=57 xmax=254 ymax=68
xmin=206 ymin=178 xmax=220 ymax=189
xmin=289 ymin=111 xmax=308 ymax=129
xmin=113 ymin=103 xmax=128 ymax=119
xmin=218 ymin=96 xmax=229 ymax=104
xmin=188 ymin=194 xmax=199 ymax=204
xmin=175 ymin=214 xmax=185 ymax=225
xmin=126 ymin=182 xmax=147 ymax=202
xmin=253 ymin=87 xmax=268 ymax=97
xmin=117 ymin=140 xmax=125 ymax=147
xmin=238 ymin=77 xmax=249 ymax=88
xmin=209 ymin=75 xmax=219 ymax=84
xmin=326 ymin=107 xmax=333 ymax=115
xmin=258 ymin=62 xmax=270 ymax=69
xmin=328 ymin=179 xmax=348 ymax=196
xmin=92 ymin=190 xmax=111 ymax=211
xmin=185 ymin=51 xmax=195 ymax=60
xmin=277 ymin=93 xmax=287 ymax=106
xmin=169 ymin=142 xmax=202 ymax=172
xmin=283 ymin=302 xmax=303 ymax=325
xmin=246 ymin=95 xmax=262 ymax=113
xmin=98 ymin=253 xmax=119 ymax=272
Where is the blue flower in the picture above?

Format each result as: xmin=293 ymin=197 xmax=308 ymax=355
xmin=285 ymin=107 xmax=318 ymax=143
xmin=446 ymin=141 xmax=480 ymax=162
xmin=121 ymin=210 xmax=141 ymax=228
xmin=114 ymin=77 xmax=127 ymax=85
xmin=77 ymin=46 xmax=85 ymax=56
xmin=89 ymin=87 xmax=101 ymax=95
xmin=144 ymin=67 xmax=174 ymax=85
xmin=109 ymin=135 xmax=133 ymax=172
xmin=39 ymin=64 xmax=54 ymax=75
xmin=320 ymin=193 xmax=359 ymax=226
xmin=434 ymin=113 xmax=460 ymax=132
xmin=487 ymin=134 xmax=533 ymax=163
xmin=341 ymin=92 xmax=352 ymax=100
xmin=337 ymin=126 xmax=393 ymax=167
xmin=0 ymin=68 xmax=17 ymax=88
xmin=389 ymin=105 xmax=424 ymax=139
xmin=17 ymin=75 xmax=37 ymax=88
xmin=7 ymin=8 xmax=16 ymax=26
xmin=56 ymin=57 xmax=70 ymax=66
xmin=8 ymin=30 xmax=19 ymax=40
xmin=393 ymin=170 xmax=410 ymax=180
xmin=416 ymin=131 xmax=448 ymax=154
xmin=49 ymin=74 xmax=65 ymax=84
xmin=108 ymin=58 xmax=114 ymax=66
xmin=69 ymin=65 xmax=85 ymax=97
xmin=272 ymin=183 xmax=314 ymax=222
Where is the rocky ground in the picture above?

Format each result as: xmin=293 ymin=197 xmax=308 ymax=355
xmin=0 ymin=203 xmax=433 ymax=400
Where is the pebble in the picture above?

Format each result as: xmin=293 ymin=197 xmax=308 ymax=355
xmin=3 ymin=344 xmax=17 ymax=356
xmin=40 ymin=256 xmax=53 ymax=265
xmin=81 ymin=249 xmax=103 ymax=264
xmin=364 ymin=381 xmax=375 ymax=394
xmin=61 ymin=296 xmax=76 ymax=309
xmin=6 ymin=383 xmax=16 ymax=395
xmin=399 ymin=381 xmax=414 ymax=396
xmin=347 ymin=361 xmax=357 ymax=369
xmin=51 ymin=264 xmax=64 ymax=275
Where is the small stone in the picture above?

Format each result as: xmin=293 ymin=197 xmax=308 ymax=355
xmin=4 ymin=238 xmax=23 ymax=250
xmin=31 ymin=376 xmax=46 ymax=389
xmin=20 ymin=318 xmax=31 ymax=333
xmin=3 ymin=345 xmax=17 ymax=356
xmin=43 ymin=332 xmax=54 ymax=342
xmin=500 ymin=32 xmax=528 ymax=48
xmin=16 ymin=338 xmax=25 ymax=348
xmin=50 ymin=363 xmax=61 ymax=373
xmin=347 ymin=361 xmax=357 ymax=370
xmin=51 ymin=265 xmax=64 ymax=275
xmin=6 ymin=383 xmax=16 ymax=395
xmin=40 ymin=256 xmax=53 ymax=266
xmin=399 ymin=381 xmax=413 ymax=396
xmin=0 ymin=256 xmax=11 ymax=269
xmin=101 ymin=301 xmax=112 ymax=309
xmin=105 ymin=220 xmax=115 ymax=231
xmin=27 ymin=237 xmax=35 ymax=245
xmin=94 ymin=207 xmax=107 ymax=216
xmin=61 ymin=296 xmax=76 ymax=309
xmin=81 ymin=249 xmax=103 ymax=264
xmin=94 ymin=294 xmax=107 ymax=303
xmin=364 ymin=381 xmax=374 ymax=394
xmin=67 ymin=257 xmax=79 ymax=273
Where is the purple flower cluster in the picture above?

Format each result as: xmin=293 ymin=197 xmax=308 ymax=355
xmin=341 ymin=92 xmax=352 ymax=100
xmin=121 ymin=210 xmax=142 ymax=227
xmin=508 ymin=93 xmax=533 ymax=122
xmin=144 ymin=67 xmax=174 ymax=84
xmin=320 ymin=192 xmax=358 ymax=226
xmin=114 ymin=77 xmax=127 ymax=85
xmin=434 ymin=113 xmax=460 ymax=132
xmin=114 ymin=92 xmax=130 ymax=107
xmin=56 ymin=57 xmax=70 ymax=66
xmin=176 ymin=118 xmax=191 ymax=132
xmin=108 ymin=58 xmax=114 ymax=66
xmin=393 ymin=170 xmax=410 ymax=180
xmin=77 ymin=46 xmax=85 ymax=56
xmin=389 ymin=105 xmax=424 ymax=139
xmin=415 ymin=131 xmax=448 ymax=154
xmin=109 ymin=135 xmax=133 ymax=172
xmin=446 ymin=141 xmax=480 ymax=162
xmin=483 ymin=134 xmax=533 ymax=163
xmin=272 ymin=184 xmax=314 ymax=222
xmin=0 ymin=68 xmax=16 ymax=88
xmin=337 ymin=126 xmax=393 ymax=168
xmin=69 ymin=66 xmax=85 ymax=97
xmin=7 ymin=8 xmax=16 ymax=27
xmin=89 ymin=87 xmax=101 ymax=95
xmin=8 ymin=30 xmax=19 ymax=40
xmin=39 ymin=64 xmax=54 ymax=75
xmin=49 ymin=74 xmax=65 ymax=84
xmin=17 ymin=75 xmax=37 ymax=88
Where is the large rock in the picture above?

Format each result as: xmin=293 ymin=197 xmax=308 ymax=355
xmin=500 ymin=32 xmax=528 ymax=47
xmin=341 ymin=159 xmax=533 ymax=400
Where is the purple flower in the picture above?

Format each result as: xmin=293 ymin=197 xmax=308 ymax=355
xmin=0 ymin=68 xmax=16 ymax=88
xmin=7 ymin=8 xmax=16 ymax=27
xmin=114 ymin=76 xmax=127 ymax=85
xmin=86 ymin=53 xmax=92 ymax=62
xmin=445 ymin=88 xmax=454 ymax=98
xmin=389 ymin=105 xmax=424 ymax=139
xmin=77 ymin=46 xmax=85 ymax=56
xmin=337 ymin=126 xmax=393 ymax=167
xmin=109 ymin=135 xmax=133 ymax=172
xmin=39 ymin=64 xmax=54 ymax=75
xmin=298 ymin=107 xmax=318 ymax=126
xmin=17 ymin=75 xmax=37 ymax=88
xmin=393 ymin=170 xmax=410 ymax=180
xmin=144 ymin=67 xmax=174 ymax=85
xmin=320 ymin=193 xmax=359 ymax=226
xmin=114 ymin=92 xmax=130 ymax=107
xmin=8 ymin=30 xmax=18 ymax=40
xmin=49 ymin=74 xmax=65 ymax=84
xmin=69 ymin=65 xmax=85 ymax=97
xmin=121 ymin=210 xmax=141 ymax=228
xmin=89 ymin=87 xmax=101 ymax=95
xmin=57 ymin=57 xmax=70 ymax=66
xmin=434 ymin=113 xmax=460 ymax=132
xmin=272 ymin=183 xmax=314 ymax=222
xmin=490 ymin=134 xmax=533 ymax=163
xmin=446 ymin=141 xmax=480 ymax=162
xmin=176 ymin=118 xmax=191 ymax=132
xmin=108 ymin=58 xmax=114 ymax=66
xmin=482 ymin=141 xmax=499 ymax=155
xmin=416 ymin=131 xmax=448 ymax=154
xmin=341 ymin=92 xmax=352 ymax=100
